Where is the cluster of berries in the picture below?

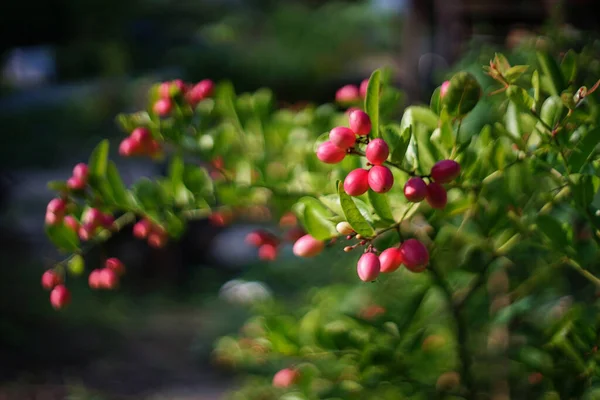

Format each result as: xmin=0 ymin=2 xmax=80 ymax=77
xmin=88 ymin=258 xmax=126 ymax=290
xmin=41 ymin=270 xmax=70 ymax=309
xmin=404 ymin=159 xmax=460 ymax=209
xmin=132 ymin=218 xmax=169 ymax=249
xmin=153 ymin=78 xmax=215 ymax=117
xmin=46 ymin=201 xmax=115 ymax=242
xmin=335 ymin=78 xmax=369 ymax=104
xmin=119 ymin=127 xmax=161 ymax=158
xmin=245 ymin=213 xmax=308 ymax=261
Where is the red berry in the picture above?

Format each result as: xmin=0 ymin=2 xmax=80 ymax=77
xmin=279 ymin=212 xmax=298 ymax=228
xmin=88 ymin=269 xmax=103 ymax=289
xmin=101 ymin=214 xmax=115 ymax=229
xmin=105 ymin=258 xmax=125 ymax=276
xmin=153 ymin=98 xmax=172 ymax=116
xmin=359 ymin=79 xmax=369 ymax=98
xmin=133 ymin=219 xmax=152 ymax=239
xmin=72 ymin=163 xmax=89 ymax=181
xmin=344 ymin=168 xmax=370 ymax=196
xmin=440 ymin=80 xmax=450 ymax=98
xmin=399 ymin=239 xmax=429 ymax=272
xmin=99 ymin=268 xmax=119 ymax=289
xmin=426 ymin=182 xmax=448 ymax=209
xmin=404 ymin=177 xmax=428 ymax=202
xmin=64 ymin=215 xmax=80 ymax=232
xmin=292 ymin=234 xmax=324 ymax=258
xmin=66 ymin=176 xmax=86 ymax=191
xmin=146 ymin=140 xmax=161 ymax=157
xmin=187 ymin=79 xmax=215 ymax=106
xmin=209 ymin=212 xmax=228 ymax=227
xmin=148 ymin=232 xmax=167 ymax=249
xmin=258 ymin=243 xmax=278 ymax=261
xmin=119 ymin=137 xmax=142 ymax=157
xmin=365 ymin=138 xmax=389 ymax=165
xmin=357 ymin=252 xmax=381 ymax=282
xmin=329 ymin=126 xmax=356 ymax=149
xmin=316 ymin=141 xmax=346 ymax=164
xmin=335 ymin=84 xmax=360 ymax=103
xmin=50 ymin=285 xmax=71 ymax=309
xmin=273 ymin=368 xmax=299 ymax=388
xmin=41 ymin=270 xmax=61 ymax=290
xmin=368 ymin=165 xmax=394 ymax=193
xmin=245 ymin=231 xmax=276 ymax=247
xmin=131 ymin=127 xmax=151 ymax=145
xmin=379 ymin=247 xmax=403 ymax=273
xmin=430 ymin=160 xmax=461 ymax=183
xmin=348 ymin=110 xmax=372 ymax=136
xmin=47 ymin=198 xmax=66 ymax=214
xmin=284 ymin=226 xmax=305 ymax=243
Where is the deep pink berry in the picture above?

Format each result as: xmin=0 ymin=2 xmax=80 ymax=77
xmin=119 ymin=137 xmax=142 ymax=157
xmin=105 ymin=257 xmax=125 ymax=276
xmin=344 ymin=168 xmax=370 ymax=196
xmin=153 ymin=98 xmax=172 ymax=116
xmin=430 ymin=160 xmax=461 ymax=183
xmin=133 ymin=219 xmax=152 ymax=239
xmin=440 ymin=80 xmax=450 ymax=98
xmin=66 ymin=176 xmax=86 ymax=191
xmin=404 ymin=177 xmax=428 ymax=202
xmin=82 ymin=208 xmax=103 ymax=228
xmin=348 ymin=109 xmax=372 ymax=136
xmin=368 ymin=165 xmax=394 ymax=193
xmin=99 ymin=268 xmax=119 ymax=289
xmin=158 ymin=82 xmax=172 ymax=98
xmin=379 ymin=247 xmax=403 ymax=273
xmin=273 ymin=368 xmax=300 ymax=388
xmin=426 ymin=182 xmax=448 ymax=209
xmin=357 ymin=252 xmax=381 ymax=282
xmin=359 ymin=79 xmax=369 ymax=98
xmin=47 ymin=198 xmax=66 ymax=214
xmin=335 ymin=84 xmax=360 ymax=103
xmin=399 ymin=239 xmax=429 ymax=272
xmin=293 ymin=234 xmax=324 ymax=258
xmin=72 ymin=163 xmax=88 ymax=181
xmin=365 ymin=138 xmax=389 ymax=165
xmin=187 ymin=79 xmax=215 ymax=106
xmin=64 ymin=215 xmax=80 ymax=232
xmin=50 ymin=285 xmax=71 ymax=309
xmin=316 ymin=141 xmax=346 ymax=164
xmin=258 ymin=243 xmax=278 ymax=261
xmin=88 ymin=269 xmax=103 ymax=290
xmin=41 ymin=270 xmax=61 ymax=290
xmin=329 ymin=126 xmax=356 ymax=149
xmin=131 ymin=127 xmax=151 ymax=145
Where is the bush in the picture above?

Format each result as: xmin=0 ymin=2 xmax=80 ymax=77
xmin=41 ymin=32 xmax=600 ymax=399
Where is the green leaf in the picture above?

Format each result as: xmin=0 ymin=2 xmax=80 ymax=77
xmin=168 ymin=155 xmax=185 ymax=186
xmin=506 ymin=85 xmax=534 ymax=111
xmin=183 ymin=167 xmax=213 ymax=198
xmin=383 ymin=124 xmax=412 ymax=164
xmin=442 ymin=72 xmax=482 ymax=117
xmin=318 ymin=194 xmax=373 ymax=223
xmin=413 ymin=124 xmax=439 ymax=173
xmin=45 ymin=223 xmax=80 ymax=253
xmin=504 ymin=65 xmax=529 ymax=83
xmin=536 ymin=215 xmax=568 ymax=248
xmin=532 ymin=70 xmax=541 ymax=110
xmin=568 ymin=127 xmax=600 ymax=173
xmin=337 ymin=181 xmax=374 ymax=237
xmin=560 ymin=49 xmax=577 ymax=84
xmin=133 ymin=178 xmax=166 ymax=211
xmin=368 ymin=191 xmax=394 ymax=222
xmin=364 ymin=69 xmax=381 ymax=137
xmin=88 ymin=140 xmax=110 ymax=180
xmin=537 ymin=52 xmax=565 ymax=96
xmin=47 ymin=180 xmax=68 ymax=192
xmin=430 ymin=86 xmax=441 ymax=114
xmin=106 ymin=161 xmax=129 ymax=207
xmin=67 ymin=254 xmax=85 ymax=276
xmin=494 ymin=53 xmax=511 ymax=74
xmin=401 ymin=106 xmax=439 ymax=131
xmin=540 ymin=96 xmax=564 ymax=130
xmin=571 ymin=174 xmax=595 ymax=207
xmin=293 ymin=197 xmax=337 ymax=240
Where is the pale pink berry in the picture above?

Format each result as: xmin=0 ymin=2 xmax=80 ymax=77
xmin=348 ymin=109 xmax=372 ymax=136
xmin=365 ymin=138 xmax=389 ymax=165
xmin=344 ymin=168 xmax=370 ymax=196
xmin=99 ymin=268 xmax=119 ymax=289
xmin=72 ymin=163 xmax=89 ymax=181
xmin=404 ymin=177 xmax=428 ymax=202
xmin=316 ymin=141 xmax=346 ymax=164
xmin=66 ymin=176 xmax=86 ymax=191
xmin=368 ymin=165 xmax=394 ymax=193
xmin=41 ymin=270 xmax=61 ymax=290
xmin=292 ymin=234 xmax=324 ymax=258
xmin=153 ymin=98 xmax=172 ymax=116
xmin=430 ymin=160 xmax=461 ymax=183
xmin=89 ymin=269 xmax=103 ymax=289
xmin=131 ymin=127 xmax=151 ymax=145
xmin=359 ymin=79 xmax=369 ymax=98
xmin=426 ymin=182 xmax=448 ymax=209
xmin=335 ymin=84 xmax=360 ymax=103
xmin=379 ymin=247 xmax=403 ymax=273
xmin=45 ymin=211 xmax=62 ymax=225
xmin=399 ymin=239 xmax=429 ymax=272
xmin=440 ymin=80 xmax=450 ymax=98
xmin=64 ymin=215 xmax=80 ymax=232
xmin=273 ymin=368 xmax=300 ymax=388
xmin=329 ymin=127 xmax=356 ymax=149
xmin=50 ymin=285 xmax=71 ymax=309
xmin=47 ymin=198 xmax=66 ymax=214
xmin=357 ymin=252 xmax=381 ymax=282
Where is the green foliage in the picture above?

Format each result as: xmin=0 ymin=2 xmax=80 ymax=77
xmin=42 ymin=30 xmax=600 ymax=400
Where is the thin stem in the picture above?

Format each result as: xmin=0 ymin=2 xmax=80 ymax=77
xmin=564 ymin=257 xmax=600 ymax=288
xmin=349 ymin=148 xmax=415 ymax=176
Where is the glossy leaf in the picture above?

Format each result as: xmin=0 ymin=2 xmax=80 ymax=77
xmin=106 ymin=161 xmax=129 ymax=207
xmin=568 ymin=127 xmax=600 ymax=173
xmin=365 ymin=69 xmax=381 ymax=138
xmin=536 ymin=214 xmax=568 ymax=248
xmin=45 ymin=223 xmax=80 ymax=253
xmin=293 ymin=197 xmax=337 ymax=240
xmin=368 ymin=191 xmax=394 ymax=222
xmin=504 ymin=65 xmax=529 ymax=83
xmin=532 ymin=70 xmax=541 ymax=110
xmin=506 ymin=85 xmax=534 ymax=111
xmin=537 ymin=52 xmax=565 ymax=96
xmin=540 ymin=96 xmax=564 ymax=130
xmin=430 ymin=86 xmax=441 ymax=114
xmin=337 ymin=181 xmax=375 ymax=237
xmin=383 ymin=124 xmax=412 ymax=164
xmin=560 ymin=49 xmax=577 ymax=84
xmin=88 ymin=139 xmax=109 ymax=180
xmin=571 ymin=174 xmax=595 ymax=207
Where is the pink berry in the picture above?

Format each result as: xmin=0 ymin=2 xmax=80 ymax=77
xmin=171 ymin=79 xmax=187 ymax=94
xmin=133 ymin=219 xmax=152 ymax=239
xmin=246 ymin=231 xmax=277 ymax=247
xmin=329 ymin=127 xmax=356 ymax=149
xmin=72 ymin=163 xmax=88 ymax=181
xmin=404 ymin=177 xmax=428 ymax=202
xmin=349 ymin=109 xmax=372 ymax=136
xmin=158 ymin=82 xmax=172 ymax=98
xmin=273 ymin=368 xmax=300 ymax=388
xmin=345 ymin=106 xmax=362 ymax=116
xmin=153 ymin=98 xmax=172 ymax=116
xmin=359 ymin=79 xmax=369 ymax=98
xmin=105 ymin=258 xmax=125 ymax=276
xmin=365 ymin=138 xmax=389 ymax=165
xmin=430 ymin=160 xmax=461 ymax=183
xmin=45 ymin=211 xmax=62 ymax=226
xmin=64 ymin=216 xmax=80 ymax=232
xmin=399 ymin=239 xmax=429 ymax=272
xmin=88 ymin=269 xmax=103 ymax=289
xmin=292 ymin=234 xmax=324 ymax=258
xmin=357 ymin=252 xmax=381 ymax=282
xmin=50 ymin=285 xmax=71 ymax=309
xmin=148 ymin=231 xmax=168 ymax=249
xmin=99 ymin=268 xmax=119 ymax=289
xmin=196 ymin=79 xmax=215 ymax=97
xmin=82 ymin=208 xmax=103 ymax=228
xmin=368 ymin=165 xmax=394 ymax=193
xmin=66 ymin=176 xmax=86 ymax=191
xmin=119 ymin=137 xmax=142 ymax=157
xmin=78 ymin=224 xmax=94 ymax=241
xmin=131 ymin=127 xmax=151 ymax=145
xmin=316 ymin=141 xmax=346 ymax=164
xmin=426 ymin=182 xmax=448 ymax=209
xmin=440 ymin=80 xmax=450 ymax=98
xmin=379 ymin=247 xmax=403 ymax=273
xmin=41 ymin=270 xmax=61 ymax=290
xmin=47 ymin=198 xmax=66 ymax=214
xmin=101 ymin=213 xmax=115 ymax=229
xmin=335 ymin=84 xmax=360 ymax=103
xmin=344 ymin=168 xmax=370 ymax=196
xmin=258 ymin=243 xmax=278 ymax=261
xmin=146 ymin=140 xmax=161 ymax=157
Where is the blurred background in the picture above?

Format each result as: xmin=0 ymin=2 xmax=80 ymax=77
xmin=0 ymin=0 xmax=598 ymax=398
